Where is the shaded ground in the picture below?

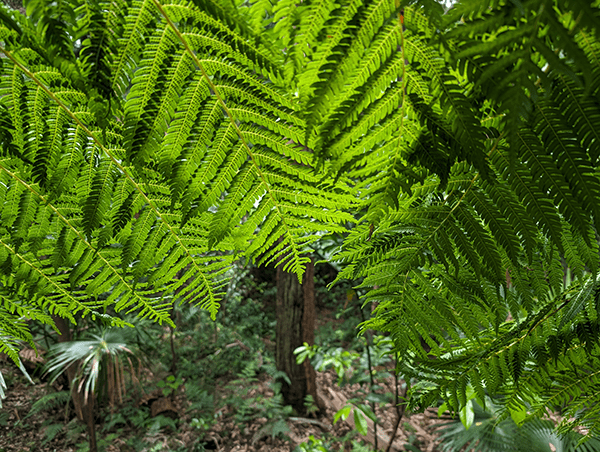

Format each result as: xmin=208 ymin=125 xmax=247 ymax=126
xmin=0 ymin=275 xmax=444 ymax=452
xmin=0 ymin=360 xmax=441 ymax=452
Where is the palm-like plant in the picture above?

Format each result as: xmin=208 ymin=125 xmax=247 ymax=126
xmin=44 ymin=328 xmax=138 ymax=452
xmin=45 ymin=329 xmax=137 ymax=407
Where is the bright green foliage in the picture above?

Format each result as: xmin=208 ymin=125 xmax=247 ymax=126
xmin=2 ymin=0 xmax=600 ymax=442
xmin=0 ymin=0 xmax=353 ymax=367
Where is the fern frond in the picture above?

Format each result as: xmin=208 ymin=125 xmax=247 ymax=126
xmin=0 ymin=311 xmax=33 ymax=363
xmin=490 ymin=143 xmax=564 ymax=254
xmin=0 ymin=0 xmax=357 ymax=357
xmin=465 ymin=188 xmax=522 ymax=266
xmin=552 ymin=71 xmax=600 ymax=164
xmin=26 ymin=391 xmax=71 ymax=419
xmin=331 ymin=1 xmax=600 ymax=427
xmin=151 ymin=0 xmax=353 ymax=279
xmin=3 ymin=0 xmax=600 ymax=440
xmin=532 ymin=99 xmax=600 ymax=235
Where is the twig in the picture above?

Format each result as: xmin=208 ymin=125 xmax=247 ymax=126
xmin=224 ymin=339 xmax=251 ymax=351
xmin=386 ymin=353 xmax=408 ymax=452
xmin=359 ymin=307 xmax=378 ymax=450
xmin=289 ymin=416 xmax=332 ymax=431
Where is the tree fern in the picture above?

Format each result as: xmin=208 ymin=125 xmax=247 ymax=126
xmin=321 ymin=0 xmax=600 ymax=440
xmin=3 ymin=0 xmax=600 ymax=441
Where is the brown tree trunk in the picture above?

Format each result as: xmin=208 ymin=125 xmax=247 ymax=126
xmin=276 ymin=258 xmax=323 ymax=415
xmin=84 ymin=395 xmax=97 ymax=452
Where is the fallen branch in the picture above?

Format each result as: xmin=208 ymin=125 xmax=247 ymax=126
xmin=289 ymin=416 xmax=332 ymax=431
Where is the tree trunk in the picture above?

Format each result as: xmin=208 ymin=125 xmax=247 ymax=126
xmin=276 ymin=258 xmax=323 ymax=415
xmin=84 ymin=395 xmax=97 ymax=452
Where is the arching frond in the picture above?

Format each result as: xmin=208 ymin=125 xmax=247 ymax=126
xmin=325 ymin=0 xmax=600 ymax=439
xmin=0 ymin=0 xmax=353 ymax=376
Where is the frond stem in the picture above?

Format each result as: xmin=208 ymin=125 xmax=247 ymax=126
xmin=381 ymin=0 xmax=408 ymax=204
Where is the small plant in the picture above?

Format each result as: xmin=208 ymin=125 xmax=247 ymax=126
xmin=333 ymin=402 xmax=374 ymax=437
xmin=41 ymin=422 xmax=64 ymax=446
xmin=43 ymin=328 xmax=139 ymax=452
xmin=44 ymin=328 xmax=139 ymax=407
xmin=0 ymin=410 xmax=9 ymax=427
xmin=146 ymin=414 xmax=178 ymax=433
xmin=190 ymin=416 xmax=213 ymax=432
xmin=25 ymin=390 xmax=71 ymax=420
xmin=295 ymin=343 xmax=359 ymax=385
xmin=294 ymin=434 xmax=376 ymax=452
xmin=294 ymin=435 xmax=330 ymax=452
xmin=251 ymin=411 xmax=292 ymax=446
xmin=303 ymin=394 xmax=320 ymax=417
xmin=295 ymin=336 xmax=394 ymax=444
xmin=65 ymin=418 xmax=86 ymax=445
xmin=187 ymin=384 xmax=216 ymax=433
xmin=220 ymin=355 xmax=295 ymax=444
xmin=156 ymin=375 xmax=183 ymax=398
xmin=295 ymin=335 xmax=393 ymax=387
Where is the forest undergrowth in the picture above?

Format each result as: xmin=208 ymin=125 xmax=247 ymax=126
xmin=0 ymin=262 xmax=437 ymax=452
xmin=0 ymin=262 xmax=589 ymax=452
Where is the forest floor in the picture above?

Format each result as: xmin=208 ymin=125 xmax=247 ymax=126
xmin=0 ymin=363 xmax=442 ymax=452
xmin=0 ymin=291 xmax=446 ymax=452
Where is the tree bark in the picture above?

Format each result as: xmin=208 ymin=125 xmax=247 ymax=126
xmin=84 ymin=395 xmax=97 ymax=452
xmin=276 ymin=258 xmax=323 ymax=415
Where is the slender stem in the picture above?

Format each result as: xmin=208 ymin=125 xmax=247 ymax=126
xmin=386 ymin=353 xmax=407 ymax=452
xmin=359 ymin=306 xmax=377 ymax=450
xmin=169 ymin=325 xmax=178 ymax=374
xmin=86 ymin=394 xmax=97 ymax=452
